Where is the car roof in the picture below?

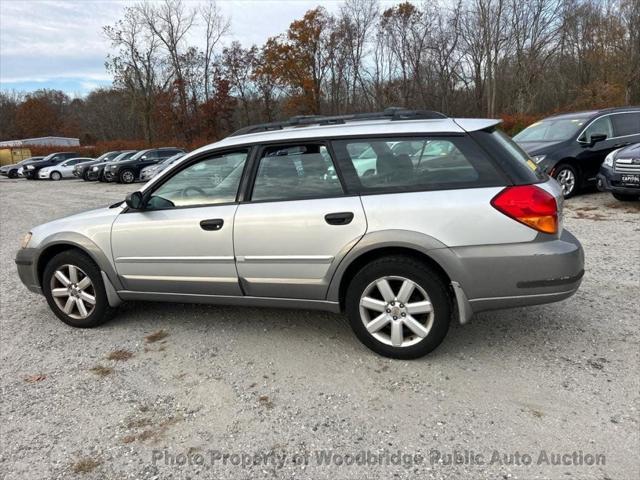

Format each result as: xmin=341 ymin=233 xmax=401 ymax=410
xmin=200 ymin=117 xmax=500 ymax=154
xmin=544 ymin=106 xmax=640 ymax=121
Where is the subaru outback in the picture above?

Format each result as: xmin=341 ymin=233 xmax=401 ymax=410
xmin=15 ymin=109 xmax=584 ymax=359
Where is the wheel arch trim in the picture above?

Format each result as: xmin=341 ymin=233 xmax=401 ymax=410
xmin=35 ymin=232 xmax=123 ymax=292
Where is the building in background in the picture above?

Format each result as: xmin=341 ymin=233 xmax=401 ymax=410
xmin=0 ymin=137 xmax=80 ymax=148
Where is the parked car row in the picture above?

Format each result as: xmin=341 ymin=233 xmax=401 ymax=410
xmin=1 ymin=147 xmax=186 ymax=184
xmin=513 ymin=106 xmax=640 ymax=199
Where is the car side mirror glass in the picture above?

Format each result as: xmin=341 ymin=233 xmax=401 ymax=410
xmin=125 ymin=191 xmax=145 ymax=210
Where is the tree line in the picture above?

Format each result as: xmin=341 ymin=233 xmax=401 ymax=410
xmin=1 ymin=0 xmax=638 ymax=148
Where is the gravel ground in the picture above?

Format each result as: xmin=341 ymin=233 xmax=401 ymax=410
xmin=0 ymin=177 xmax=638 ymax=480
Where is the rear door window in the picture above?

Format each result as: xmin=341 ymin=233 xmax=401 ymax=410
xmin=251 ymin=144 xmax=343 ymax=202
xmin=332 ymin=137 xmax=504 ymax=193
xmin=611 ymin=112 xmax=640 ymax=137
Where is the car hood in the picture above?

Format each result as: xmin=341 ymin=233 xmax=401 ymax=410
xmin=615 ymin=143 xmax=640 ymax=158
xmin=1 ymin=163 xmax=19 ymax=170
xmin=515 ymin=140 xmax=564 ymax=155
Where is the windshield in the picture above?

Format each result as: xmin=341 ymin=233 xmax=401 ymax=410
xmin=128 ymin=150 xmax=150 ymax=161
xmin=96 ymin=151 xmax=119 ymax=162
xmin=514 ymin=117 xmax=589 ymax=142
xmin=160 ymin=153 xmax=184 ymax=165
xmin=109 ymin=151 xmax=136 ymax=163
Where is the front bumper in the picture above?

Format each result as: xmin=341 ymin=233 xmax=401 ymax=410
xmin=104 ymin=170 xmax=117 ymax=181
xmin=15 ymin=248 xmax=42 ymax=294
xmin=431 ymin=229 xmax=584 ymax=315
xmin=38 ymin=170 xmax=50 ymax=179
xmin=22 ymin=169 xmax=37 ymax=179
xmin=597 ymin=171 xmax=640 ymax=195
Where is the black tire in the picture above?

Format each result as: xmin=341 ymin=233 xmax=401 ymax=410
xmin=98 ymin=171 xmax=107 ymax=182
xmin=42 ymin=250 xmax=117 ymax=328
xmin=345 ymin=255 xmax=451 ymax=359
xmin=553 ymin=163 xmax=580 ymax=198
xmin=8 ymin=169 xmax=18 ymax=179
xmin=82 ymin=171 xmax=90 ymax=181
xmin=119 ymin=169 xmax=135 ymax=184
xmin=612 ymin=192 xmax=639 ymax=201
xmin=50 ymin=171 xmax=62 ymax=181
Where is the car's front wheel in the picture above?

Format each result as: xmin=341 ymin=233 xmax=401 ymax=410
xmin=346 ymin=256 xmax=451 ymax=359
xmin=119 ymin=169 xmax=135 ymax=184
xmin=553 ymin=164 xmax=579 ymax=198
xmin=43 ymin=250 xmax=116 ymax=328
xmin=50 ymin=171 xmax=62 ymax=181
xmin=8 ymin=169 xmax=18 ymax=178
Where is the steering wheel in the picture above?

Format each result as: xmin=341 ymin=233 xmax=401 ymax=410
xmin=181 ymin=186 xmax=207 ymax=199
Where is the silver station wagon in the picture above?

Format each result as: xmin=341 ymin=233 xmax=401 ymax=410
xmin=16 ymin=109 xmax=584 ymax=358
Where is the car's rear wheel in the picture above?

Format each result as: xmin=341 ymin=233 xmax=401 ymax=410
xmin=554 ymin=164 xmax=579 ymax=198
xmin=345 ymin=256 xmax=451 ymax=359
xmin=43 ymin=250 xmax=116 ymax=328
xmin=50 ymin=171 xmax=62 ymax=181
xmin=119 ymin=169 xmax=135 ymax=184
xmin=612 ymin=192 xmax=639 ymax=201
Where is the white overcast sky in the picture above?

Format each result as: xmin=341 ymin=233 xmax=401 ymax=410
xmin=0 ymin=0 xmax=402 ymax=96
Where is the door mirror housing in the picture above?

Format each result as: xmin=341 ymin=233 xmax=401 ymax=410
xmin=588 ymin=133 xmax=607 ymax=146
xmin=125 ymin=191 xmax=145 ymax=210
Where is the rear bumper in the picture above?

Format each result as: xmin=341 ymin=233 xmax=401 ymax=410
xmin=432 ymin=229 xmax=584 ymax=315
xmin=15 ymin=248 xmax=42 ymax=294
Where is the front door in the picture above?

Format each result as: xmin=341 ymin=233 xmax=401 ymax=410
xmin=111 ymin=149 xmax=249 ymax=295
xmin=234 ymin=143 xmax=367 ymax=300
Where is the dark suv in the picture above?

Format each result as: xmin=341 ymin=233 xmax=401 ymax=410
xmin=513 ymin=107 xmax=640 ymax=197
xmin=103 ymin=148 xmax=185 ymax=184
xmin=73 ymin=150 xmax=128 ymax=180
xmin=22 ymin=152 xmax=79 ymax=180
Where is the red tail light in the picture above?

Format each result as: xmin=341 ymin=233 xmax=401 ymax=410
xmin=491 ymin=185 xmax=558 ymax=234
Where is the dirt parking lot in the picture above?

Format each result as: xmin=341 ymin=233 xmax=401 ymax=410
xmin=0 ymin=177 xmax=638 ymax=480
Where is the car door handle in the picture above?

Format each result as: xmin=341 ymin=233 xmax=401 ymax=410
xmin=325 ymin=212 xmax=354 ymax=225
xmin=200 ymin=219 xmax=224 ymax=231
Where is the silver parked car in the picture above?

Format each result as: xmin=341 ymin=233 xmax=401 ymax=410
xmin=38 ymin=157 xmax=94 ymax=180
xmin=15 ymin=109 xmax=584 ymax=358
xmin=139 ymin=152 xmax=185 ymax=182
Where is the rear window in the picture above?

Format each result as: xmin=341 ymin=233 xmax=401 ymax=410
xmin=470 ymin=129 xmax=547 ymax=184
xmin=331 ymin=136 xmax=505 ymax=193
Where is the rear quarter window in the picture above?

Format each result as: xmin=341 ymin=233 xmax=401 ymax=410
xmin=611 ymin=112 xmax=640 ymax=137
xmin=331 ymin=136 xmax=506 ymax=194
xmin=470 ymin=129 xmax=547 ymax=184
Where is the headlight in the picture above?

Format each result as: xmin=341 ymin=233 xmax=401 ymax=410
xmin=92 ymin=166 xmax=99 ymax=171
xmin=21 ymin=232 xmax=32 ymax=249
xmin=26 ymin=165 xmax=34 ymax=170
xmin=531 ymin=155 xmax=546 ymax=164
xmin=604 ymin=150 xmax=617 ymax=167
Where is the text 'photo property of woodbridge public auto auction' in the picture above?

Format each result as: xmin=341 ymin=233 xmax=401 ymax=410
xmin=0 ymin=0 xmax=638 ymax=479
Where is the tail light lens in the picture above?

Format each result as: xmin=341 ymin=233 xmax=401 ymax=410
xmin=491 ymin=185 xmax=558 ymax=234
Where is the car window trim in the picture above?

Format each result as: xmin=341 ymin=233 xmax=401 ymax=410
xmin=123 ymin=146 xmax=254 ymax=214
xmin=576 ymin=111 xmax=640 ymax=143
xmin=243 ymin=140 xmax=347 ymax=203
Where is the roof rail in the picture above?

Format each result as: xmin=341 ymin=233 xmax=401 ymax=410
xmin=228 ymin=107 xmax=447 ymax=137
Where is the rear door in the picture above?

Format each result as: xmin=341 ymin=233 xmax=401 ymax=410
xmin=233 ymin=142 xmax=366 ymax=300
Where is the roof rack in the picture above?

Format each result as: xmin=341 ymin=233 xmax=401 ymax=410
xmin=228 ymin=107 xmax=447 ymax=137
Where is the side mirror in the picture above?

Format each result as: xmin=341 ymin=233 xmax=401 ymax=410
xmin=589 ymin=133 xmax=607 ymax=146
xmin=125 ymin=191 xmax=145 ymax=210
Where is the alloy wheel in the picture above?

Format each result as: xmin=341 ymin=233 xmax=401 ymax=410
xmin=49 ymin=264 xmax=96 ymax=320
xmin=359 ymin=276 xmax=434 ymax=348
xmin=51 ymin=172 xmax=61 ymax=181
xmin=121 ymin=170 xmax=135 ymax=183
xmin=556 ymin=168 xmax=575 ymax=196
